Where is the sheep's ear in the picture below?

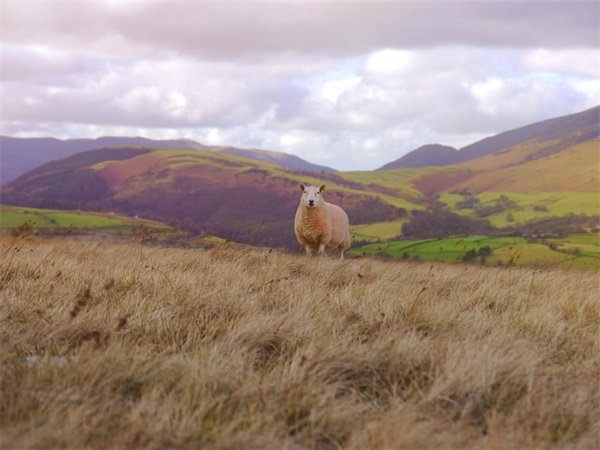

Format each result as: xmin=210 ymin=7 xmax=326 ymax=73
xmin=319 ymin=185 xmax=326 ymax=193
xmin=299 ymin=183 xmax=306 ymax=192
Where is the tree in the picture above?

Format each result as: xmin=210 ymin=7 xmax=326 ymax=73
xmin=478 ymin=246 xmax=493 ymax=264
xmin=462 ymin=249 xmax=478 ymax=262
xmin=401 ymin=209 xmax=494 ymax=239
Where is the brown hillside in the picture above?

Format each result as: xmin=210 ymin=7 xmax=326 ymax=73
xmin=96 ymin=152 xmax=166 ymax=188
xmin=1 ymin=236 xmax=598 ymax=448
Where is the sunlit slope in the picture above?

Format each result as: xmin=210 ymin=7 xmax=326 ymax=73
xmin=451 ymin=139 xmax=599 ymax=192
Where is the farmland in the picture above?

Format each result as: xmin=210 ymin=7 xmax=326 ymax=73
xmin=0 ymin=205 xmax=174 ymax=235
xmin=439 ymin=191 xmax=599 ymax=227
xmin=351 ymin=234 xmax=600 ymax=269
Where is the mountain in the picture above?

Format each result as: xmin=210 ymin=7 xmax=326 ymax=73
xmin=378 ymin=144 xmax=458 ymax=170
xmin=0 ymin=136 xmax=334 ymax=185
xmin=1 ymin=147 xmax=404 ymax=248
xmin=208 ymin=145 xmax=334 ymax=173
xmin=379 ymin=106 xmax=600 ymax=169
xmin=2 ymin=106 xmax=598 ymax=246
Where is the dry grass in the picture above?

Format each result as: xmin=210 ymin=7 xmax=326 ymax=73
xmin=1 ymin=234 xmax=599 ymax=449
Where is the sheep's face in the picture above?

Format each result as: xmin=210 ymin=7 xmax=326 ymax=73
xmin=300 ymin=184 xmax=325 ymax=208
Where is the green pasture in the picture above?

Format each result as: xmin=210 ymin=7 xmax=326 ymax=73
xmin=352 ymin=236 xmax=524 ymax=262
xmin=351 ymin=220 xmax=405 ymax=242
xmin=439 ymin=191 xmax=599 ymax=227
xmin=351 ymin=234 xmax=599 ymax=269
xmin=0 ymin=205 xmax=173 ymax=234
xmin=546 ymin=233 xmax=600 ymax=260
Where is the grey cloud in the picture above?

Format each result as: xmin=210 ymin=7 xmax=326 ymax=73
xmin=4 ymin=2 xmax=598 ymax=59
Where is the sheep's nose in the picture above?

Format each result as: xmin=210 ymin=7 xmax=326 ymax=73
xmin=308 ymin=200 xmax=314 ymax=206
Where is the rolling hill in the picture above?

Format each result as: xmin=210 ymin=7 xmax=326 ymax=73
xmin=0 ymin=136 xmax=334 ymax=185
xmin=378 ymin=144 xmax=459 ymax=170
xmin=380 ymin=106 xmax=599 ymax=169
xmin=1 ymin=147 xmax=407 ymax=247
xmin=2 ymin=106 xmax=598 ymax=249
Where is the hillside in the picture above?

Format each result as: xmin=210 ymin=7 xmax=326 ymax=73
xmin=1 ymin=147 xmax=408 ymax=247
xmin=0 ymin=136 xmax=334 ymax=185
xmin=380 ymin=106 xmax=599 ymax=169
xmin=378 ymin=144 xmax=459 ymax=170
xmin=1 ymin=236 xmax=598 ymax=448
xmin=2 ymin=106 xmax=598 ymax=247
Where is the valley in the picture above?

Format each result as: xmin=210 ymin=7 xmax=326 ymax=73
xmin=1 ymin=106 xmax=598 ymax=269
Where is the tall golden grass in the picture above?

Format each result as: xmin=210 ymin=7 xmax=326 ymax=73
xmin=1 ymin=234 xmax=598 ymax=449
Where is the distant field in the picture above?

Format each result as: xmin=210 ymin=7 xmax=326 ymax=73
xmin=351 ymin=234 xmax=599 ymax=269
xmin=439 ymin=191 xmax=599 ymax=227
xmin=0 ymin=205 xmax=174 ymax=234
xmin=351 ymin=220 xmax=405 ymax=242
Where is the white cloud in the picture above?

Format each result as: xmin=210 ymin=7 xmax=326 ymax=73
xmin=319 ymin=76 xmax=362 ymax=104
xmin=2 ymin=1 xmax=599 ymax=170
xmin=520 ymin=49 xmax=600 ymax=77
xmin=364 ymin=49 xmax=412 ymax=82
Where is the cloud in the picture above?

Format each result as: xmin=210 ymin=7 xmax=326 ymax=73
xmin=2 ymin=1 xmax=599 ymax=170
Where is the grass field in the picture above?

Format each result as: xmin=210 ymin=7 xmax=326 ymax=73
xmin=1 ymin=235 xmax=598 ymax=449
xmin=439 ymin=192 xmax=599 ymax=227
xmin=0 ymin=205 xmax=174 ymax=234
xmin=351 ymin=234 xmax=600 ymax=269
xmin=351 ymin=220 xmax=405 ymax=242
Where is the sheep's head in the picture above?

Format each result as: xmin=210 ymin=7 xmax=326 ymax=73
xmin=299 ymin=184 xmax=326 ymax=208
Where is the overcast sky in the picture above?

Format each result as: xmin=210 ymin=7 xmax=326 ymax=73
xmin=2 ymin=1 xmax=599 ymax=170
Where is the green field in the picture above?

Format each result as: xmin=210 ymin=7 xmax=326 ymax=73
xmin=351 ymin=234 xmax=600 ymax=269
xmin=439 ymin=191 xmax=599 ymax=227
xmin=351 ymin=220 xmax=406 ymax=242
xmin=0 ymin=205 xmax=174 ymax=234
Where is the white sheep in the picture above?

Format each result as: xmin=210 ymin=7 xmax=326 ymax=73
xmin=294 ymin=184 xmax=351 ymax=259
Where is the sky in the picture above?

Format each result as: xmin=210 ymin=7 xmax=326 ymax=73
xmin=2 ymin=1 xmax=599 ymax=171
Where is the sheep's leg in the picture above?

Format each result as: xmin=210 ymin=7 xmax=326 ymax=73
xmin=318 ymin=243 xmax=328 ymax=257
xmin=304 ymin=245 xmax=313 ymax=256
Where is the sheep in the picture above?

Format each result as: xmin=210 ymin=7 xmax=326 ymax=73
xmin=294 ymin=183 xmax=351 ymax=259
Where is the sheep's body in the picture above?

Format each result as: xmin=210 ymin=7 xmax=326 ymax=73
xmin=294 ymin=184 xmax=351 ymax=259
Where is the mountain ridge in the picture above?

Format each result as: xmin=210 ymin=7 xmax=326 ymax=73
xmin=2 ymin=106 xmax=598 ymax=247
xmin=1 ymin=147 xmax=404 ymax=247
xmin=0 ymin=136 xmax=335 ymax=185
xmin=378 ymin=144 xmax=458 ymax=170
xmin=379 ymin=106 xmax=599 ymax=170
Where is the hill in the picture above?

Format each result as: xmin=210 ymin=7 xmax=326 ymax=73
xmin=1 ymin=147 xmax=407 ymax=248
xmin=380 ymin=106 xmax=599 ymax=169
xmin=1 ymin=236 xmax=598 ymax=448
xmin=2 ymin=106 xmax=598 ymax=248
xmin=346 ymin=106 xmax=600 ymax=236
xmin=0 ymin=136 xmax=334 ymax=185
xmin=378 ymin=144 xmax=458 ymax=170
